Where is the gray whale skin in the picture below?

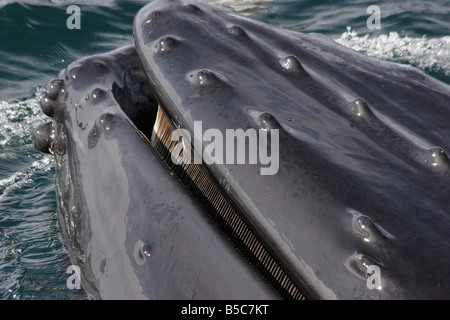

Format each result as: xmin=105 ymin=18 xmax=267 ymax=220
xmin=33 ymin=0 xmax=450 ymax=300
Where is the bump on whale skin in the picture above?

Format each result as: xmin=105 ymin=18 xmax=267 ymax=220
xmin=33 ymin=0 xmax=450 ymax=299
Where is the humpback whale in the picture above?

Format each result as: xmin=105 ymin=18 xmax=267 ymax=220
xmin=33 ymin=0 xmax=450 ymax=299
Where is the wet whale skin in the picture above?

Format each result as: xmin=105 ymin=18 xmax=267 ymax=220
xmin=34 ymin=0 xmax=450 ymax=299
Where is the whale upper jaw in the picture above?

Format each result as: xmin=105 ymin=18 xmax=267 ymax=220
xmin=34 ymin=0 xmax=450 ymax=299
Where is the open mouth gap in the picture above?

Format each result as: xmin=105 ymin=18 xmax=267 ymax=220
xmin=144 ymin=105 xmax=307 ymax=300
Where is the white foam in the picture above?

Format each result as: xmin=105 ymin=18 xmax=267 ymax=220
xmin=0 ymin=88 xmax=54 ymax=199
xmin=0 ymin=156 xmax=53 ymax=200
xmin=0 ymin=87 xmax=48 ymax=149
xmin=335 ymin=27 xmax=450 ymax=77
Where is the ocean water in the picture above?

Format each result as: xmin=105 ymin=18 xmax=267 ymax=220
xmin=0 ymin=0 xmax=448 ymax=300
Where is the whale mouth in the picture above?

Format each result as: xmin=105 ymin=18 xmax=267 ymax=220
xmin=108 ymin=45 xmax=310 ymax=299
xmin=33 ymin=43 xmax=311 ymax=299
xmin=33 ymin=0 xmax=450 ymax=300
xmin=148 ymin=106 xmax=308 ymax=299
xmin=113 ymin=74 xmax=310 ymax=299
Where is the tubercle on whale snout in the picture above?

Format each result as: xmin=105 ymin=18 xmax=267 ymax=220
xmin=33 ymin=121 xmax=55 ymax=154
xmin=33 ymin=77 xmax=68 ymax=155
xmin=33 ymin=121 xmax=67 ymax=156
xmin=349 ymin=98 xmax=450 ymax=173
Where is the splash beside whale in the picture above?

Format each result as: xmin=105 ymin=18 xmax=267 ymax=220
xmin=33 ymin=0 xmax=450 ymax=299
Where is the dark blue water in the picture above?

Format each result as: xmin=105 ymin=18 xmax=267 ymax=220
xmin=0 ymin=0 xmax=449 ymax=299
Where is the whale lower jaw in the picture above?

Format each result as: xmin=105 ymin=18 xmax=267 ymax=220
xmin=33 ymin=0 xmax=450 ymax=299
